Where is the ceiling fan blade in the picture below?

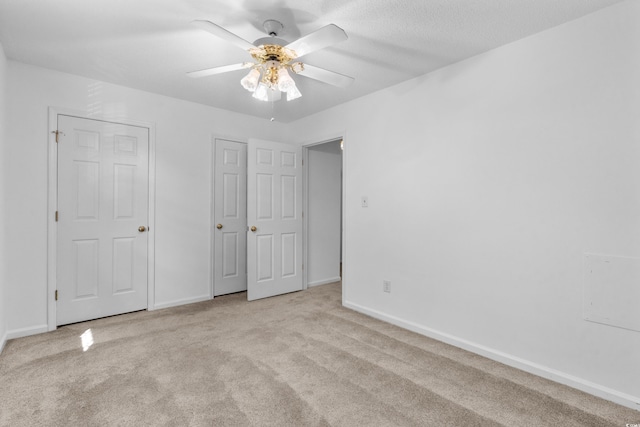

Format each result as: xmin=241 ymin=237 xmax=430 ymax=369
xmin=192 ymin=20 xmax=255 ymax=52
xmin=297 ymin=64 xmax=354 ymax=88
xmin=187 ymin=63 xmax=252 ymax=78
xmin=286 ymin=24 xmax=348 ymax=58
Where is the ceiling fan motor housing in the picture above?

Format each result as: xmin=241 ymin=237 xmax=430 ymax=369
xmin=250 ymin=44 xmax=296 ymax=65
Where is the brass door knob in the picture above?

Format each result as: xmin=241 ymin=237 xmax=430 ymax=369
xmin=250 ymin=226 xmax=257 ymax=232
xmin=216 ymin=224 xmax=223 ymax=229
xmin=138 ymin=226 xmax=146 ymax=232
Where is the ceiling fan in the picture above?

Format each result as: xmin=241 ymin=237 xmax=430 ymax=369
xmin=187 ymin=19 xmax=354 ymax=102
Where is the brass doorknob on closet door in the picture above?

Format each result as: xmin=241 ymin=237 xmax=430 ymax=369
xmin=250 ymin=226 xmax=257 ymax=232
xmin=138 ymin=226 xmax=146 ymax=232
xmin=216 ymin=224 xmax=223 ymax=229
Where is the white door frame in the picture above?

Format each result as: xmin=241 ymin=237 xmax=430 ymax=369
xmin=47 ymin=107 xmax=157 ymax=331
xmin=301 ymin=133 xmax=346 ymax=302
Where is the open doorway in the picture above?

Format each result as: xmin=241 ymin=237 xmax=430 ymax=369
xmin=304 ymin=138 xmax=343 ymax=288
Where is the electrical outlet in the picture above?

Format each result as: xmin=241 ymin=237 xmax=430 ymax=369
xmin=383 ymin=280 xmax=391 ymax=293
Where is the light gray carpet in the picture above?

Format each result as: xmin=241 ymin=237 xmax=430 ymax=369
xmin=1 ymin=282 xmax=638 ymax=426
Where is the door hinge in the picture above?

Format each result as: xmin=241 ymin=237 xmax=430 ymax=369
xmin=55 ymin=290 xmax=58 ymax=301
xmin=55 ymin=211 xmax=59 ymax=222
xmin=51 ymin=130 xmax=64 ymax=143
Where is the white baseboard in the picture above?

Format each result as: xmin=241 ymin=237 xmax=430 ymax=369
xmin=308 ymin=277 xmax=342 ymax=288
xmin=0 ymin=330 xmax=7 ymax=354
xmin=152 ymin=294 xmax=211 ymax=311
xmin=7 ymin=324 xmax=49 ymax=340
xmin=343 ymin=300 xmax=640 ymax=412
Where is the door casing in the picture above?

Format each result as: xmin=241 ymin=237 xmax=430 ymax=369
xmin=301 ymin=132 xmax=347 ymax=304
xmin=302 ymin=137 xmax=344 ymax=290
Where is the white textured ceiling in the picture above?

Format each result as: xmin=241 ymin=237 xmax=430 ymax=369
xmin=0 ymin=0 xmax=625 ymax=122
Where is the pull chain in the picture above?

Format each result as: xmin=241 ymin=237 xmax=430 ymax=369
xmin=270 ymin=98 xmax=275 ymax=122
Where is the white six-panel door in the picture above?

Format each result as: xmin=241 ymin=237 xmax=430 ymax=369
xmin=247 ymin=139 xmax=303 ymax=300
xmin=56 ymin=115 xmax=149 ymax=325
xmin=213 ymin=139 xmax=247 ymax=296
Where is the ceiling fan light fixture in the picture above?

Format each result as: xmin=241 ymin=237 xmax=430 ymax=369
xmin=240 ymin=68 xmax=261 ymax=92
xmin=245 ymin=63 xmax=302 ymax=102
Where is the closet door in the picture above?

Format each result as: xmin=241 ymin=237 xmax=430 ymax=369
xmin=246 ymin=139 xmax=302 ymax=301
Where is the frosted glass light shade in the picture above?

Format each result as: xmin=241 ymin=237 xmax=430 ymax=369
xmin=286 ymin=84 xmax=302 ymax=101
xmin=252 ymin=82 xmax=269 ymax=101
xmin=277 ymin=68 xmax=295 ymax=92
xmin=240 ymin=69 xmax=260 ymax=92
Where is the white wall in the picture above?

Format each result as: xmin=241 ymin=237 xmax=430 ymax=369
xmin=307 ymin=141 xmax=342 ymax=287
xmin=286 ymin=0 xmax=640 ymax=408
xmin=0 ymin=43 xmax=8 ymax=352
xmin=5 ymin=62 xmax=285 ymax=336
